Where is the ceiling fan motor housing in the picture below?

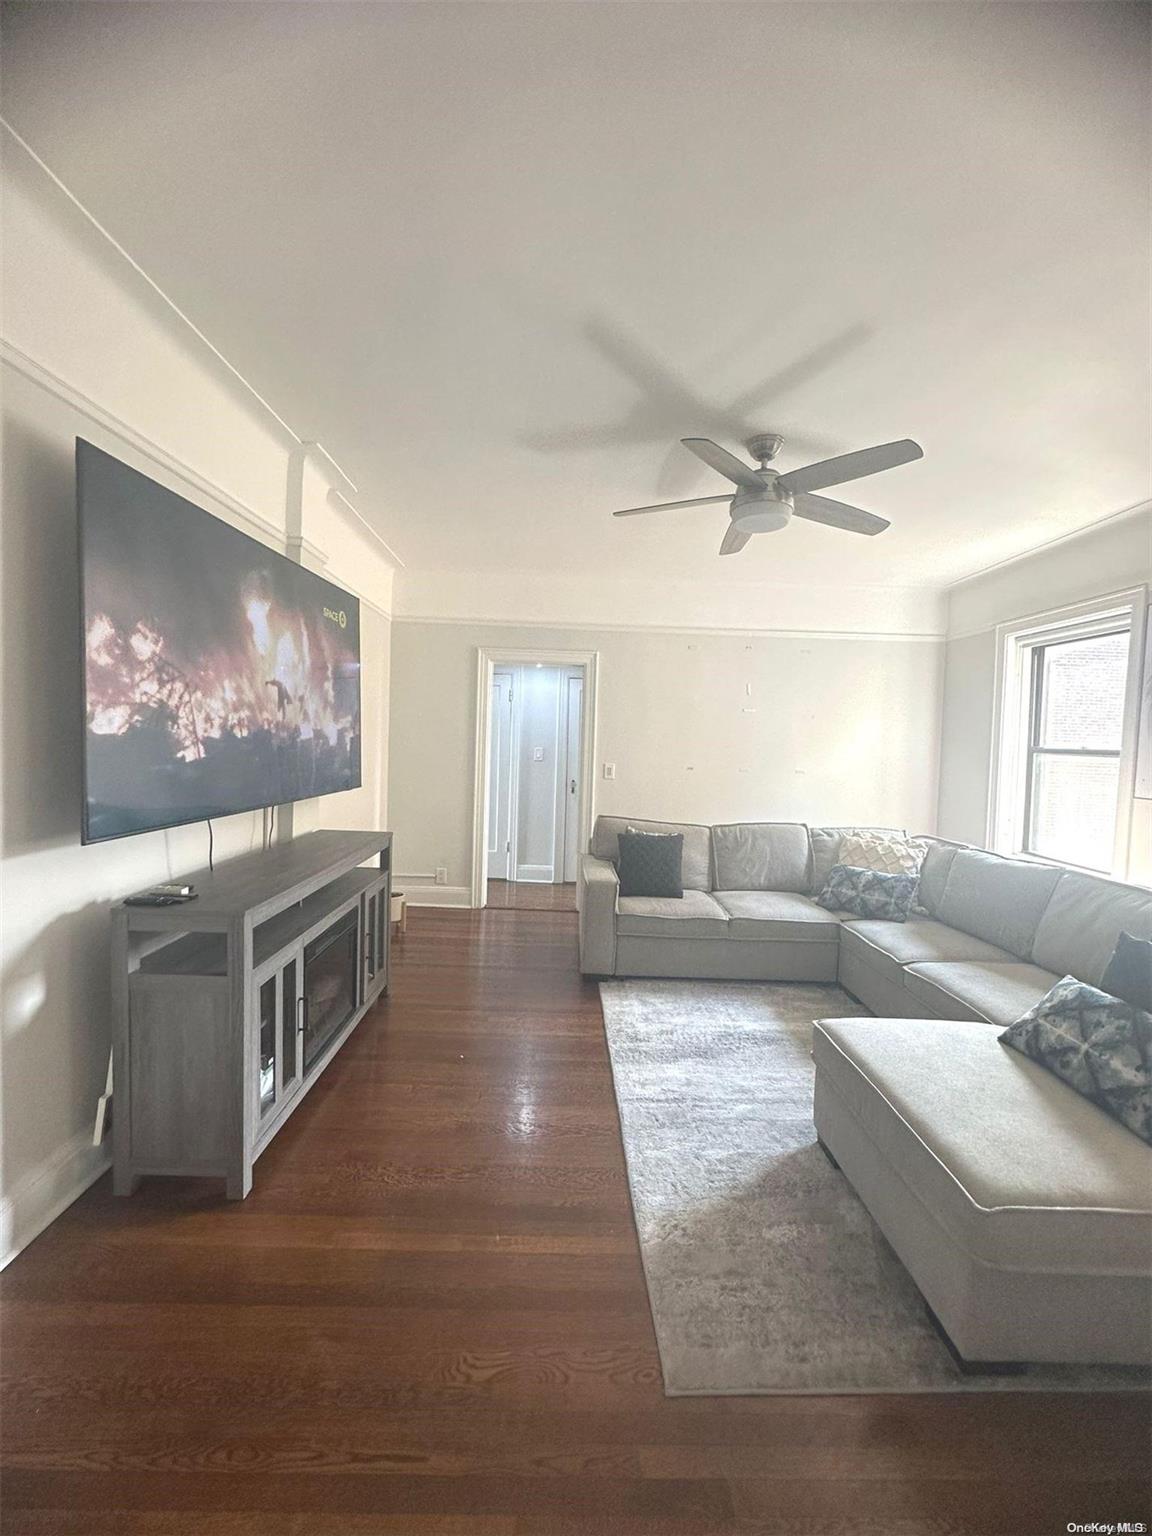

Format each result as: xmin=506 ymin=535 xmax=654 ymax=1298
xmin=731 ymin=478 xmax=793 ymax=533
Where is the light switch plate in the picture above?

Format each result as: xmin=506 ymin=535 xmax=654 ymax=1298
xmin=603 ymin=763 xmax=616 ymax=780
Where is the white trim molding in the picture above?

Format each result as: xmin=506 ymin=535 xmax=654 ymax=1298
xmin=396 ymin=884 xmax=472 ymax=909
xmin=0 ymin=1131 xmax=111 ymax=1271
xmin=1 ymin=340 xmax=392 ymax=619
xmin=2 ymin=118 xmax=357 ymax=491
xmin=987 ymin=586 xmax=1148 ymax=880
xmin=471 ymin=647 xmax=600 ymax=909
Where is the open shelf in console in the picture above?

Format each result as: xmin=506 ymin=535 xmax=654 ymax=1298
xmin=252 ymin=868 xmax=381 ymax=970
xmin=137 ymin=932 xmax=228 ymax=977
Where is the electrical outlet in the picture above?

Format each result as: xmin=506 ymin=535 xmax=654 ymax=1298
xmin=434 ymin=867 xmax=447 ymax=885
xmin=603 ymin=762 xmax=616 ymax=780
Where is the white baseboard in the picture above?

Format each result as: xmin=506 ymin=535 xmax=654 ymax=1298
xmin=515 ymin=864 xmax=554 ymax=883
xmin=0 ymin=1130 xmax=111 ymax=1270
xmin=399 ymin=884 xmax=472 ymax=908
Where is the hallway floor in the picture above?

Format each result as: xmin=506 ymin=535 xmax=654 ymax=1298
xmin=486 ymin=878 xmax=577 ymax=912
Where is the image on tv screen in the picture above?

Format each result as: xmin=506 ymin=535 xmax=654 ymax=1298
xmin=79 ymin=441 xmax=362 ymax=843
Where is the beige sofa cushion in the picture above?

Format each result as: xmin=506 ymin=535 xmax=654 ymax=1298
xmin=813 ymin=1017 xmax=1152 ymax=1274
xmin=712 ymin=822 xmax=811 ymax=893
xmin=616 ymin=888 xmax=729 ymax=938
xmin=809 ymin=825 xmax=904 ymax=894
xmin=712 ymin=890 xmax=841 ymax=941
xmin=840 ymin=918 xmax=1013 ymax=984
xmin=590 ymin=816 xmax=712 ymax=892
xmin=903 ymin=960 xmax=1059 ymax=1026
xmin=935 ymin=849 xmax=1062 ymax=959
xmin=1031 ymin=871 xmax=1152 ymax=987
xmin=915 ymin=840 xmax=966 ymax=916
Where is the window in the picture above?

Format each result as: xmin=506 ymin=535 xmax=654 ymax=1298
xmin=1022 ymin=629 xmax=1127 ymax=871
xmin=990 ymin=591 xmax=1146 ymax=878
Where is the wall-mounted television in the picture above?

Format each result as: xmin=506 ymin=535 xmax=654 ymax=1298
xmin=78 ymin=440 xmax=361 ymax=844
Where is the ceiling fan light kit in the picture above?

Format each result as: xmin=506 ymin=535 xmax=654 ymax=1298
xmin=612 ymin=432 xmax=923 ymax=557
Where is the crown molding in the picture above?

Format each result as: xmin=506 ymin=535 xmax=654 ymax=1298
xmin=392 ymin=612 xmax=944 ymax=643
xmin=2 ymin=118 xmax=357 ymax=492
xmin=1 ymin=339 xmax=392 ymax=620
xmin=945 ymin=498 xmax=1152 ymax=594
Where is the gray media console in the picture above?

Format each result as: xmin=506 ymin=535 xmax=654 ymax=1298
xmin=111 ymin=829 xmax=392 ymax=1199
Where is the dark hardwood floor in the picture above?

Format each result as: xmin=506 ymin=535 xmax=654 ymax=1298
xmin=2 ymin=907 xmax=1148 ymax=1535
xmin=486 ymin=880 xmax=578 ymax=912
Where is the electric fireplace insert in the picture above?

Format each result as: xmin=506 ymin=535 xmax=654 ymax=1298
xmin=303 ymin=909 xmax=360 ymax=1070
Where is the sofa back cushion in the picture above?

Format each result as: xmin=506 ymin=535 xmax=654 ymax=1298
xmin=712 ymin=822 xmax=811 ymax=893
xmin=590 ymin=815 xmax=712 ymax=892
xmin=808 ymin=826 xmax=904 ymax=894
xmin=1031 ymin=872 xmax=1152 ymax=986
xmin=916 ymin=840 xmax=966 ymax=917
xmin=935 ymin=848 xmax=1063 ymax=959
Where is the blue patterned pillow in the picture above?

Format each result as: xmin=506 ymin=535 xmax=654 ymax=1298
xmin=814 ymin=863 xmax=918 ymax=921
xmin=1000 ymin=976 xmax=1152 ymax=1145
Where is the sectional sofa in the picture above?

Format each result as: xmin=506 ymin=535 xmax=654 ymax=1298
xmin=580 ymin=816 xmax=1152 ymax=1367
xmin=578 ymin=816 xmax=1152 ymax=1025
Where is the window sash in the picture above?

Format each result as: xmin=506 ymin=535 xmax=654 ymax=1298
xmin=988 ymin=588 xmax=1147 ymax=881
xmin=1019 ymin=632 xmax=1126 ymax=870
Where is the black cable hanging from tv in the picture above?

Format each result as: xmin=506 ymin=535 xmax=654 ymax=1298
xmin=207 ymin=818 xmax=214 ymax=873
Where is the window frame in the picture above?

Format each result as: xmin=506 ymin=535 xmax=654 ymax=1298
xmin=988 ymin=587 xmax=1148 ymax=879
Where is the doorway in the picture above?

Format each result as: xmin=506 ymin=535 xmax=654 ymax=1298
xmin=472 ymin=649 xmax=598 ymax=911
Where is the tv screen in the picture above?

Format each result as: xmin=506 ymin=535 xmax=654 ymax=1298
xmin=78 ymin=440 xmax=362 ymax=843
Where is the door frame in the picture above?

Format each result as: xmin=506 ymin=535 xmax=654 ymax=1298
xmin=487 ymin=668 xmax=516 ymax=882
xmin=471 ymin=647 xmax=599 ymax=909
xmin=557 ymin=670 xmax=584 ymax=884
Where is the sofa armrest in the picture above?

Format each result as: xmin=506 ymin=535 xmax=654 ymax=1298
xmin=578 ymin=853 xmax=619 ymax=975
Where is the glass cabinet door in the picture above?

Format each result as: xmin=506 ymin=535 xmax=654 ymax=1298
xmin=362 ymin=876 xmax=389 ymax=1005
xmin=281 ymin=957 xmax=301 ymax=1097
xmin=258 ymin=975 xmax=277 ymax=1120
xmin=364 ymin=892 xmax=379 ymax=997
xmin=256 ymin=952 xmax=305 ymax=1128
xmin=373 ymin=887 xmax=388 ymax=986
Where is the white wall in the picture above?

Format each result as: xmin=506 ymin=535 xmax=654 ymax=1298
xmin=397 ymin=567 xmax=945 ymax=639
xmin=937 ymin=507 xmax=1152 ymax=883
xmin=0 ymin=145 xmax=394 ymax=1264
xmin=388 ymin=620 xmax=943 ymax=902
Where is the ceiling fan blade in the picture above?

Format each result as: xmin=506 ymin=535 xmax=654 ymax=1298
xmin=681 ymin=438 xmax=764 ymax=491
xmin=777 ymin=438 xmax=922 ymax=495
xmin=613 ymin=494 xmax=732 ymax=518
xmin=793 ymin=492 xmax=890 ymax=536
xmin=719 ymin=524 xmax=751 ymax=556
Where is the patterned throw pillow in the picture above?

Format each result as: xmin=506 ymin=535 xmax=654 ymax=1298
xmin=616 ymin=830 xmax=684 ymax=899
xmin=814 ymin=863 xmax=918 ymax=921
xmin=837 ymin=832 xmax=928 ymax=877
xmin=1000 ymin=976 xmax=1152 ymax=1145
xmin=1101 ymin=932 xmax=1152 ymax=1014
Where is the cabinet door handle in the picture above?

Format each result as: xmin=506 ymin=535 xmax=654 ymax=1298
xmin=297 ymin=995 xmax=305 ymax=1034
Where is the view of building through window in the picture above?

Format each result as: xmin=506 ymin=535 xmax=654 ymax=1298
xmin=1024 ymin=629 xmax=1128 ymax=872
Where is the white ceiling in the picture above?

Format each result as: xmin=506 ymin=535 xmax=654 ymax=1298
xmin=3 ymin=1 xmax=1149 ymax=588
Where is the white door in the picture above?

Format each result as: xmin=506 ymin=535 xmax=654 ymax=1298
xmin=487 ymin=670 xmax=514 ymax=882
xmin=562 ymin=674 xmax=583 ymax=883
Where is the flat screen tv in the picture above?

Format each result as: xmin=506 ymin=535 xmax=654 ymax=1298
xmin=78 ymin=439 xmax=362 ymax=844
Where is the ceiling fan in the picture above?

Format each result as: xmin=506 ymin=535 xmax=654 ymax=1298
xmin=613 ymin=433 xmax=923 ymax=556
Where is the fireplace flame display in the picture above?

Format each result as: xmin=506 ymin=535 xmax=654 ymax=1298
xmin=79 ymin=441 xmax=361 ymax=842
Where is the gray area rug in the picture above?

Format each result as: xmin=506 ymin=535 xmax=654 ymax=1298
xmin=600 ymin=978 xmax=1150 ymax=1394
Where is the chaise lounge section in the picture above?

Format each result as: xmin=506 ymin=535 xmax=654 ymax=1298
xmin=813 ymin=1015 xmax=1152 ymax=1366
xmin=581 ymin=814 xmax=1152 ymax=1367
